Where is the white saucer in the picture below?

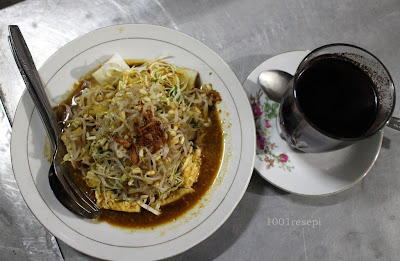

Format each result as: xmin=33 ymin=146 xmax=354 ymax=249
xmin=243 ymin=51 xmax=383 ymax=196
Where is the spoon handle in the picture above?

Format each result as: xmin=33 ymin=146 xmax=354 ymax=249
xmin=387 ymin=117 xmax=400 ymax=131
xmin=8 ymin=25 xmax=59 ymax=151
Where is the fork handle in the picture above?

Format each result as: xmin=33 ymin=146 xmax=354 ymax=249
xmin=8 ymin=25 xmax=59 ymax=151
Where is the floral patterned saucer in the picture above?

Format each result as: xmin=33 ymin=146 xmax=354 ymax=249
xmin=243 ymin=51 xmax=383 ymax=195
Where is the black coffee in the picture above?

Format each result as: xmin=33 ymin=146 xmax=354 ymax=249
xmin=296 ymin=55 xmax=378 ymax=138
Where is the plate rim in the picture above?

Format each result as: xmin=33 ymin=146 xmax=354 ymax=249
xmin=10 ymin=24 xmax=256 ymax=260
xmin=243 ymin=50 xmax=383 ymax=196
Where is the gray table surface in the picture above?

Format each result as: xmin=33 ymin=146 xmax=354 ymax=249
xmin=1 ymin=0 xmax=400 ymax=260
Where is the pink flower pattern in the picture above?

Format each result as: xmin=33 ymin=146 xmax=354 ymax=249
xmin=265 ymin=119 xmax=271 ymax=128
xmin=252 ymin=103 xmax=263 ymax=116
xmin=250 ymin=89 xmax=294 ymax=172
xmin=279 ymin=154 xmax=288 ymax=163
xmin=256 ymin=131 xmax=267 ymax=150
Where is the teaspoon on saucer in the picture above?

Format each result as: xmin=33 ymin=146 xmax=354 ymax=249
xmin=258 ymin=70 xmax=292 ymax=102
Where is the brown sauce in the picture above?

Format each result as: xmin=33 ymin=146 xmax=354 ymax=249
xmin=55 ymin=63 xmax=223 ymax=228
xmin=99 ymin=109 xmax=222 ymax=228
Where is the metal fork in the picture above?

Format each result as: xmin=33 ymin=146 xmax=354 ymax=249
xmin=8 ymin=25 xmax=101 ymax=219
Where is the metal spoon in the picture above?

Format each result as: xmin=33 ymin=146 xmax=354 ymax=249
xmin=258 ymin=70 xmax=292 ymax=102
xmin=8 ymin=25 xmax=101 ymax=219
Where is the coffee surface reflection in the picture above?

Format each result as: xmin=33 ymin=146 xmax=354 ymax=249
xmin=295 ymin=55 xmax=378 ymax=139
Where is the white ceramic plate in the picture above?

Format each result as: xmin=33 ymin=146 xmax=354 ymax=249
xmin=243 ymin=51 xmax=382 ymax=196
xmin=11 ymin=24 xmax=255 ymax=260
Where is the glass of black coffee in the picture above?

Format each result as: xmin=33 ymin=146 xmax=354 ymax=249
xmin=279 ymin=44 xmax=396 ymax=152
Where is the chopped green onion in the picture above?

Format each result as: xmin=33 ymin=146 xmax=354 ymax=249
xmin=190 ymin=121 xmax=200 ymax=128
